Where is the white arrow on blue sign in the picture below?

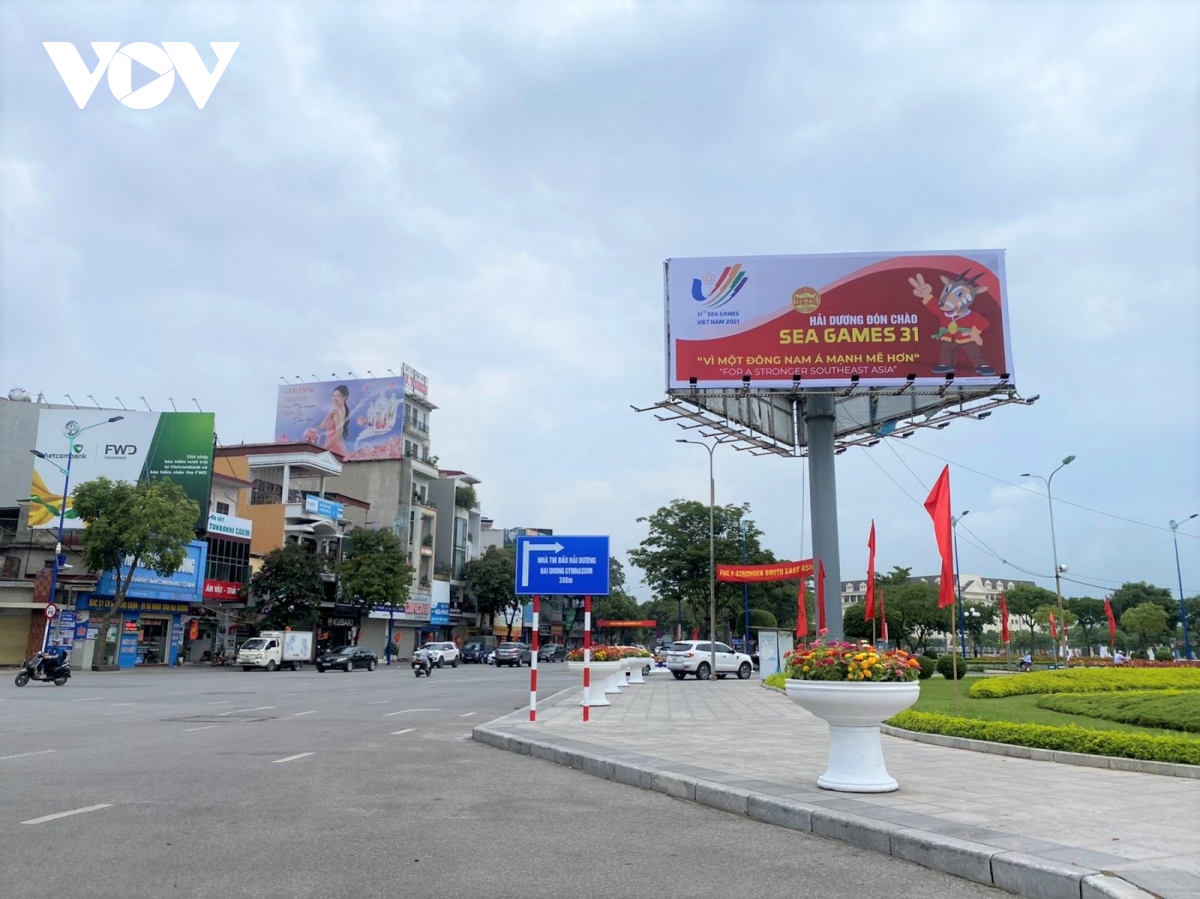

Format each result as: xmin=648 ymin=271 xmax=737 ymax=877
xmin=514 ymin=535 xmax=610 ymax=596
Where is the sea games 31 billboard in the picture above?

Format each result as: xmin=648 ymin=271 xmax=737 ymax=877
xmin=275 ymin=377 xmax=406 ymax=461
xmin=29 ymin=410 xmax=215 ymax=530
xmin=666 ymin=251 xmax=1013 ymax=390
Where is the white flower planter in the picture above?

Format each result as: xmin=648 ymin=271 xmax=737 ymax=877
xmin=604 ymin=660 xmax=627 ymax=694
xmin=784 ymin=680 xmax=920 ymax=793
xmin=567 ymin=660 xmax=621 ymax=706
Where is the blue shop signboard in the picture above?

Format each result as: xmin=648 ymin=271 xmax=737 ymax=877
xmin=84 ymin=540 xmax=207 ymax=668
xmin=430 ymin=602 xmax=450 ymax=626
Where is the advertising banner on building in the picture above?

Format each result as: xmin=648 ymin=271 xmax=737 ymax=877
xmin=93 ymin=540 xmax=207 ymax=603
xmin=666 ymin=251 xmax=1012 ymax=390
xmin=29 ymin=410 xmax=215 ymax=529
xmin=275 ymin=377 xmax=406 ymax=461
xmin=206 ymin=512 xmax=252 ymax=541
xmin=402 ymin=363 xmax=429 ymax=399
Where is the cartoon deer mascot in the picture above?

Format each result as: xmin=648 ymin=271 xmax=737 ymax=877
xmin=909 ymin=270 xmax=996 ymax=376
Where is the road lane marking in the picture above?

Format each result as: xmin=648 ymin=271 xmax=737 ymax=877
xmin=460 ymin=712 xmax=476 ymax=717
xmin=72 ymin=697 xmax=104 ymax=702
xmin=391 ymin=728 xmax=416 ymax=735
xmin=218 ymin=706 xmax=275 ymax=717
xmin=368 ymin=700 xmax=389 ymax=704
xmin=0 ymin=750 xmax=57 ymax=761
xmin=183 ymin=726 xmax=217 ymax=732
xmin=109 ymin=703 xmax=135 ymax=706
xmin=291 ymin=711 xmax=315 ymax=717
xmin=205 ymin=700 xmax=233 ymax=706
xmin=22 ymin=804 xmax=112 ymax=824
xmin=101 ymin=710 xmax=136 ymax=716
xmin=271 ymin=752 xmax=313 ymax=764
xmin=383 ymin=708 xmax=441 ymax=717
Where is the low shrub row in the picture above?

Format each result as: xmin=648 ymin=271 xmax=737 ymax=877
xmin=968 ymin=668 xmax=1200 ymax=698
xmin=762 ymin=672 xmax=787 ymax=689
xmin=1036 ymin=690 xmax=1200 ymax=734
xmin=1069 ymin=659 xmax=1200 ymax=669
xmin=887 ymin=710 xmax=1200 ymax=765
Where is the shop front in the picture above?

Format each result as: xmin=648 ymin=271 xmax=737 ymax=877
xmin=363 ymin=595 xmax=431 ymax=661
xmin=77 ymin=540 xmax=207 ymax=669
xmin=318 ymin=610 xmax=361 ymax=656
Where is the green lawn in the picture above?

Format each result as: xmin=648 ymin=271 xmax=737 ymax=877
xmin=911 ymin=676 xmax=1200 ymax=741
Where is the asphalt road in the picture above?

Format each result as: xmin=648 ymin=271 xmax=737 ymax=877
xmin=1 ymin=662 xmax=1002 ymax=899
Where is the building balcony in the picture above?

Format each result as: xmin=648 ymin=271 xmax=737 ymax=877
xmin=404 ymin=416 xmax=429 ymax=436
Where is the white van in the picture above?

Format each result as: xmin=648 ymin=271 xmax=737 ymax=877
xmin=237 ymin=630 xmax=314 ymax=671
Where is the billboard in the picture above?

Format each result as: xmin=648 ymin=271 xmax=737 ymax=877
xmin=29 ymin=410 xmax=215 ymax=529
xmin=275 ymin=377 xmax=406 ymax=461
xmin=92 ymin=539 xmax=208 ymax=602
xmin=666 ymin=251 xmax=1013 ymax=390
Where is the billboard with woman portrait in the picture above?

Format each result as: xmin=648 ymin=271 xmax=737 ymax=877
xmin=275 ymin=377 xmax=407 ymax=461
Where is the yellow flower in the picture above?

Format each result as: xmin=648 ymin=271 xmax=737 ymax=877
xmin=854 ymin=652 xmax=867 ymax=661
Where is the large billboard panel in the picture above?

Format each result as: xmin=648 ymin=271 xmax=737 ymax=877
xmin=275 ymin=377 xmax=406 ymax=461
xmin=29 ymin=410 xmax=214 ymax=529
xmin=666 ymin=251 xmax=1013 ymax=390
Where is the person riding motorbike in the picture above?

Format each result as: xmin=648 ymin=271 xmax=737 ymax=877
xmin=36 ymin=642 xmax=68 ymax=678
xmin=1018 ymin=652 xmax=1033 ymax=673
xmin=412 ymin=646 xmax=434 ymax=676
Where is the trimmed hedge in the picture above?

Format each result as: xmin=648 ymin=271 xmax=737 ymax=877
xmin=763 ymin=672 xmax=787 ymax=689
xmin=917 ymin=656 xmax=936 ymax=680
xmin=887 ymin=710 xmax=1200 ymax=765
xmin=1036 ymin=690 xmax=1200 ymax=734
xmin=936 ymin=655 xmax=967 ymax=680
xmin=969 ymin=668 xmax=1200 ymax=698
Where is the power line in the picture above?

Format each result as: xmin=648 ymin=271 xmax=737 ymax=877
xmin=889 ymin=438 xmax=1198 ymax=539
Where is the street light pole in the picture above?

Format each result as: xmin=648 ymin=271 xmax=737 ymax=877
xmin=30 ymin=415 xmax=124 ymax=655
xmin=1171 ymin=513 xmax=1198 ymax=661
xmin=952 ymin=511 xmax=969 ymax=660
xmin=739 ymin=518 xmax=750 ymax=656
xmin=678 ymin=436 xmax=735 ymax=681
xmin=1021 ymin=455 xmax=1075 ymax=669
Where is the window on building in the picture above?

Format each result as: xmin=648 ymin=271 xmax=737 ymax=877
xmin=251 ymin=467 xmax=284 ymax=505
xmin=215 ymin=501 xmax=230 ymax=515
xmin=205 ymin=536 xmax=251 ymax=585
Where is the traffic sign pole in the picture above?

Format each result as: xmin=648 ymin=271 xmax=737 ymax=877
xmin=529 ymin=594 xmax=539 ymax=722
xmin=583 ymin=595 xmax=591 ymax=723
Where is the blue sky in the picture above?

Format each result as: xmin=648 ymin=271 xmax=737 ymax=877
xmin=2 ymin=0 xmax=1197 ymax=601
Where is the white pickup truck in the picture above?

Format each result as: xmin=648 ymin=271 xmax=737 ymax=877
xmin=237 ymin=630 xmax=314 ymax=671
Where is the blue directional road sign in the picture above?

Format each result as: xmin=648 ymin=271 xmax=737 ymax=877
xmin=514 ymin=535 xmax=610 ymax=596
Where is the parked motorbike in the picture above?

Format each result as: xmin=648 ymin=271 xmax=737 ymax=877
xmin=412 ymin=652 xmax=433 ymax=678
xmin=15 ymin=653 xmax=71 ymax=687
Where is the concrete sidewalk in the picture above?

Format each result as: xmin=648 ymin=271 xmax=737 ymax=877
xmin=474 ymin=674 xmax=1200 ymax=899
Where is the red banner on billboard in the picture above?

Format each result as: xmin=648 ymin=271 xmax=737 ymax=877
xmin=595 ymin=620 xmax=657 ymax=628
xmin=717 ymin=561 xmax=813 ymax=583
xmin=667 ymin=251 xmax=1012 ymax=389
xmin=202 ymin=579 xmax=243 ymax=601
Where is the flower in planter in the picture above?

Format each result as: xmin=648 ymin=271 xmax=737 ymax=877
xmin=567 ymin=645 xmax=626 ymax=663
xmin=784 ymin=639 xmax=921 ymax=683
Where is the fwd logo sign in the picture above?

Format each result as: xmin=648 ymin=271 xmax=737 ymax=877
xmin=43 ymin=42 xmax=239 ymax=109
xmin=104 ymin=444 xmax=138 ymax=457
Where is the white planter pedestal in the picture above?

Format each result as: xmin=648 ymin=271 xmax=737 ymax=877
xmin=567 ymin=660 xmax=621 ymax=706
xmin=784 ymin=680 xmax=919 ymax=793
xmin=626 ymin=659 xmax=647 ymax=684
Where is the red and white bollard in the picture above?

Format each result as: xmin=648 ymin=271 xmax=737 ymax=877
xmin=583 ymin=595 xmax=591 ymax=722
xmin=529 ymin=594 xmax=539 ymax=722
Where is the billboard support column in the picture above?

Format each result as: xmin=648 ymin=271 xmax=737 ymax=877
xmin=804 ymin=395 xmax=842 ymax=641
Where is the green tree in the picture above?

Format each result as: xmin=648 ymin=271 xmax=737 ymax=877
xmin=251 ymin=544 xmax=327 ymax=631
xmin=748 ymin=608 xmax=777 ymax=629
xmin=1120 ymin=602 xmax=1170 ymax=651
xmin=463 ymin=545 xmax=522 ymax=640
xmin=962 ymin=603 xmax=997 ymax=656
xmin=1186 ymin=597 xmax=1200 ymax=656
xmin=1004 ymin=584 xmax=1058 ymax=655
xmin=882 ymin=579 xmax=951 ymax=653
xmin=454 ymin=485 xmax=478 ymax=510
xmin=73 ymin=477 xmax=200 ymax=670
xmin=1066 ymin=597 xmax=1108 ymax=655
xmin=1110 ymin=582 xmax=1178 ymax=628
xmin=628 ymin=499 xmax=778 ymax=640
xmin=842 ymin=602 xmax=873 ymax=641
xmin=337 ymin=528 xmax=413 ymax=614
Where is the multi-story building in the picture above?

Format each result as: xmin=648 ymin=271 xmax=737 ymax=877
xmin=840 ymin=574 xmax=1036 ymax=609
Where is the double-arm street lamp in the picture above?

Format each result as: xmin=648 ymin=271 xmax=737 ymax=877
xmin=1170 ymin=513 xmax=1198 ymax=660
xmin=29 ymin=415 xmax=124 ymax=651
xmin=677 ymin=436 xmax=736 ymax=681
xmin=1021 ymin=455 xmax=1075 ymax=668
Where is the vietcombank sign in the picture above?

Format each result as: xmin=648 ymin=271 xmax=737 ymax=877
xmin=29 ymin=409 xmax=214 ymax=530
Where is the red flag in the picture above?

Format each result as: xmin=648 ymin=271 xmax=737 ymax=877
xmin=796 ymin=578 xmax=808 ymax=638
xmin=879 ymin=587 xmax=888 ymax=643
xmin=864 ymin=521 xmax=876 ymax=621
xmin=923 ymin=465 xmax=956 ymax=608
xmin=999 ymin=592 xmax=1010 ymax=644
xmin=1104 ymin=596 xmax=1117 ymax=643
xmin=816 ymin=558 xmax=827 ymax=633
xmin=1049 ymin=612 xmax=1058 ymax=640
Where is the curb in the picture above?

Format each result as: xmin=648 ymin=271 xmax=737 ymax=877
xmin=473 ymin=719 xmax=1160 ymax=899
